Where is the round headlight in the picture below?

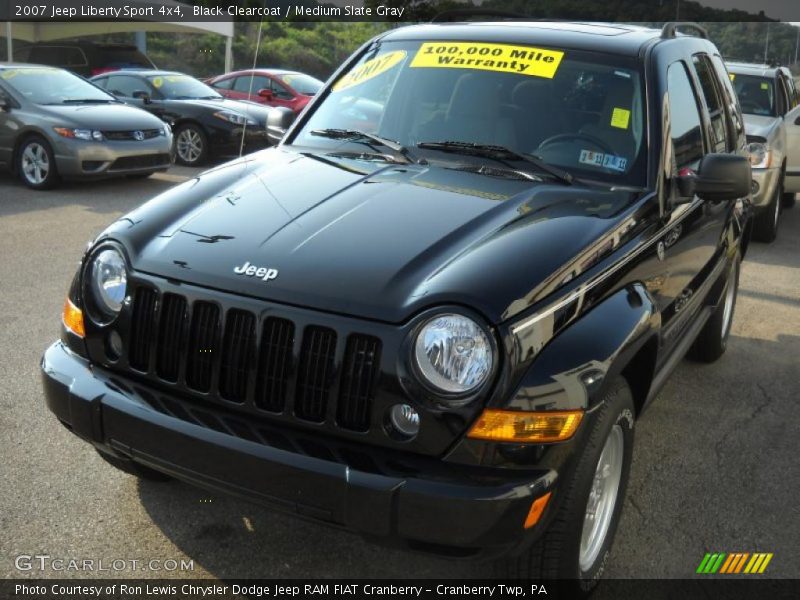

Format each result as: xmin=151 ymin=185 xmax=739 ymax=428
xmin=90 ymin=248 xmax=127 ymax=318
xmin=414 ymin=313 xmax=493 ymax=397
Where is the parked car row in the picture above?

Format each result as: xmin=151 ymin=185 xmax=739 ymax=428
xmin=0 ymin=41 xmax=798 ymax=250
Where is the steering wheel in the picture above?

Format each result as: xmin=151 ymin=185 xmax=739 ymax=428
xmin=538 ymin=132 xmax=615 ymax=156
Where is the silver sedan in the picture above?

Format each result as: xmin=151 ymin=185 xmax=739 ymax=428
xmin=0 ymin=64 xmax=173 ymax=190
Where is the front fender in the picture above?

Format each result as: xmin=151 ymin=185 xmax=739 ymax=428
xmin=504 ymin=283 xmax=658 ymax=413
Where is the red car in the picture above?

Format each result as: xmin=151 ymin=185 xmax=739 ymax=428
xmin=206 ymin=69 xmax=324 ymax=114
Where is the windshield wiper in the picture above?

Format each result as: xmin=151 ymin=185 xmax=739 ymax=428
xmin=417 ymin=141 xmax=573 ymax=185
xmin=310 ymin=128 xmax=423 ymax=165
xmin=60 ymin=98 xmax=116 ymax=104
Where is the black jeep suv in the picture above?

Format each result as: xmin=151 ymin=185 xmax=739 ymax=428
xmin=42 ymin=21 xmax=751 ymax=592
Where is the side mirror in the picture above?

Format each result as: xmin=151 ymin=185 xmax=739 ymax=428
xmin=258 ymin=88 xmax=274 ymax=100
xmin=132 ymin=90 xmax=151 ymax=104
xmin=267 ymin=106 xmax=296 ymax=145
xmin=678 ymin=154 xmax=751 ymax=202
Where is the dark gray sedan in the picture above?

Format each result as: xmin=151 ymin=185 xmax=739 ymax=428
xmin=0 ymin=64 xmax=173 ymax=190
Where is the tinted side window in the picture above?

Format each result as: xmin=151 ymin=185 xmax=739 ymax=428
xmin=270 ymin=79 xmax=293 ymax=100
xmin=105 ymin=75 xmax=147 ymax=98
xmin=233 ymin=76 xmax=270 ymax=93
xmin=212 ymin=77 xmax=234 ymax=90
xmin=667 ymin=62 xmax=704 ymax=167
xmin=709 ymin=55 xmax=744 ymax=143
xmin=692 ymin=54 xmax=728 ymax=152
xmin=777 ymin=76 xmax=791 ymax=115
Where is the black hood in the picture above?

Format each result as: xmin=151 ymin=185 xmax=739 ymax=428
xmin=103 ymin=148 xmax=639 ymax=324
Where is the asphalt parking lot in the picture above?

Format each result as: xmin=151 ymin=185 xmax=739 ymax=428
xmin=0 ymin=164 xmax=798 ymax=585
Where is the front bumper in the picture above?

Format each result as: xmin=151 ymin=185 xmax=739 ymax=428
xmin=52 ymin=136 xmax=173 ymax=177
xmin=750 ymin=166 xmax=781 ymax=209
xmin=41 ymin=341 xmax=554 ymax=558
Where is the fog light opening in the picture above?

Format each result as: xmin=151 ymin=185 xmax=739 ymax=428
xmin=106 ymin=330 xmax=123 ymax=360
xmin=387 ymin=403 xmax=420 ymax=440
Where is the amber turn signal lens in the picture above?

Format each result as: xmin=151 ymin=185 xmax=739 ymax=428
xmin=62 ymin=297 xmax=85 ymax=338
xmin=467 ymin=409 xmax=583 ymax=443
xmin=524 ymin=491 xmax=552 ymax=529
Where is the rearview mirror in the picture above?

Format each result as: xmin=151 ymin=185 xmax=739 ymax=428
xmin=678 ymin=154 xmax=751 ymax=202
xmin=267 ymin=107 xmax=296 ymax=145
xmin=132 ymin=90 xmax=151 ymax=104
xmin=258 ymin=88 xmax=274 ymax=100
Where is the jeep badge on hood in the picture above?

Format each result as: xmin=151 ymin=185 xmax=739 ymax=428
xmin=233 ymin=261 xmax=279 ymax=282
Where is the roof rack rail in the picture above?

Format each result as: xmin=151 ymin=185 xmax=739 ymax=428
xmin=431 ymin=8 xmax=528 ymax=23
xmin=661 ymin=22 xmax=708 ymax=39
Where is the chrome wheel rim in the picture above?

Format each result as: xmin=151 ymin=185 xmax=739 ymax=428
xmin=176 ymin=128 xmax=203 ymax=163
xmin=21 ymin=142 xmax=50 ymax=184
xmin=579 ymin=424 xmax=624 ymax=572
xmin=721 ymin=269 xmax=736 ymax=340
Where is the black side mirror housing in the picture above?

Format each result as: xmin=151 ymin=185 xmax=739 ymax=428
xmin=132 ymin=90 xmax=151 ymax=104
xmin=267 ymin=107 xmax=296 ymax=145
xmin=677 ymin=154 xmax=751 ymax=203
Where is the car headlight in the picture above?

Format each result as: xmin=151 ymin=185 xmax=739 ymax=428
xmin=413 ymin=313 xmax=493 ymax=398
xmin=213 ymin=110 xmax=257 ymax=126
xmin=746 ymin=142 xmax=771 ymax=169
xmin=54 ymin=127 xmax=104 ymax=141
xmin=89 ymin=248 xmax=127 ymax=320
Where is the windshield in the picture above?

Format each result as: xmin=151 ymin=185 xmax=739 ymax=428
xmin=148 ymin=74 xmax=221 ymax=99
xmin=0 ymin=67 xmax=115 ymax=104
xmin=730 ymin=74 xmax=775 ymax=117
xmin=276 ymin=72 xmax=323 ymax=95
xmin=292 ymin=40 xmax=647 ymax=185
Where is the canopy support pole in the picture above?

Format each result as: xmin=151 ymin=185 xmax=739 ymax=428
xmin=5 ymin=22 xmax=12 ymax=61
xmin=225 ymin=35 xmax=233 ymax=72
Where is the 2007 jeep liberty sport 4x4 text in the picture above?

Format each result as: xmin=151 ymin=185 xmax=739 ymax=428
xmin=42 ymin=20 xmax=752 ymax=593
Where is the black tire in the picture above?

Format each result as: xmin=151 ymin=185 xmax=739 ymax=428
xmin=173 ymin=123 xmax=209 ymax=166
xmin=688 ymin=256 xmax=740 ymax=363
xmin=497 ymin=378 xmax=635 ymax=597
xmin=97 ymin=450 xmax=172 ymax=482
xmin=752 ymin=179 xmax=782 ymax=243
xmin=782 ymin=192 xmax=796 ymax=209
xmin=16 ymin=135 xmax=60 ymax=190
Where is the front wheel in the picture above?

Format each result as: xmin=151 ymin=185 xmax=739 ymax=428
xmin=752 ymin=179 xmax=782 ymax=243
xmin=497 ymin=378 xmax=635 ymax=596
xmin=17 ymin=135 xmax=60 ymax=190
xmin=173 ymin=123 xmax=208 ymax=166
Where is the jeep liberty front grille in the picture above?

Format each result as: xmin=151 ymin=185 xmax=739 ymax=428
xmin=126 ymin=287 xmax=380 ymax=433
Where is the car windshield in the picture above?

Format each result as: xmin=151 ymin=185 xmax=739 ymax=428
xmin=0 ymin=67 xmax=115 ymax=104
xmin=292 ymin=40 xmax=647 ymax=185
xmin=730 ymin=73 xmax=775 ymax=117
xmin=148 ymin=74 xmax=221 ymax=99
xmin=276 ymin=72 xmax=323 ymax=95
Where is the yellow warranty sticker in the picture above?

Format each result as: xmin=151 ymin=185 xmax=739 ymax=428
xmin=152 ymin=76 xmax=163 ymax=88
xmin=729 ymin=73 xmax=736 ymax=81
xmin=761 ymin=82 xmax=769 ymax=90
xmin=332 ymin=50 xmax=407 ymax=92
xmin=410 ymin=42 xmax=564 ymax=79
xmin=610 ymin=107 xmax=631 ymax=130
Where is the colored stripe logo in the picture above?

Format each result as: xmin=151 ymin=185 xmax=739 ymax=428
xmin=696 ymin=552 xmax=773 ymax=574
